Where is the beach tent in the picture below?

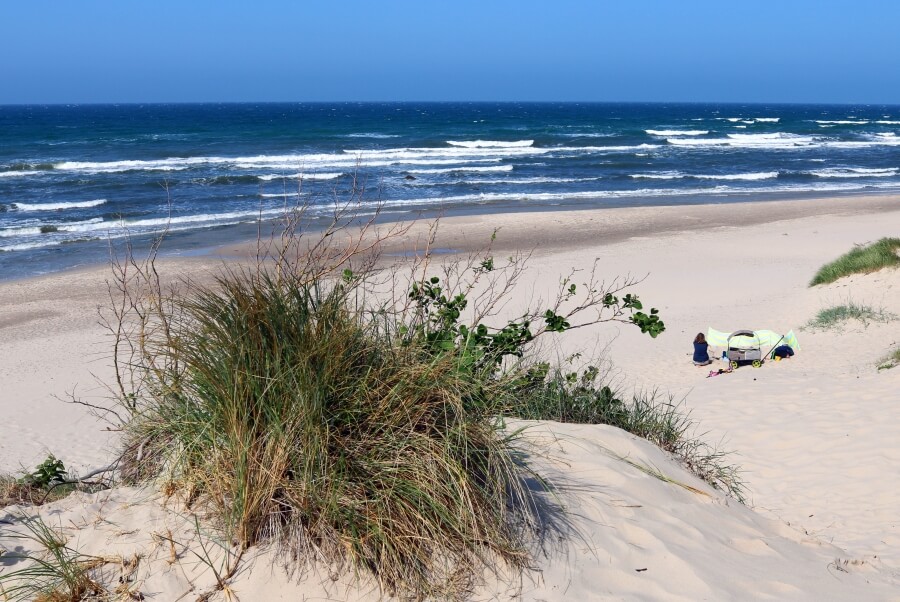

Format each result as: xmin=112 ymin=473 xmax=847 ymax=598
xmin=706 ymin=328 xmax=800 ymax=351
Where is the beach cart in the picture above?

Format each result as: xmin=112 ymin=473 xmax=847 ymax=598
xmin=726 ymin=330 xmax=763 ymax=369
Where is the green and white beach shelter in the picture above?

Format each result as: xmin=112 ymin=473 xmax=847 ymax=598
xmin=706 ymin=328 xmax=800 ymax=352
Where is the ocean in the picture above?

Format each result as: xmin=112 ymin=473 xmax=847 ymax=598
xmin=1 ymin=102 xmax=899 ymax=280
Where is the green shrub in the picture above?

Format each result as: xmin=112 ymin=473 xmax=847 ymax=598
xmin=810 ymin=237 xmax=900 ymax=286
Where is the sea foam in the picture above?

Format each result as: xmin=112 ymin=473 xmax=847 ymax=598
xmin=407 ymin=165 xmax=514 ymax=174
xmin=645 ymin=130 xmax=708 ymax=136
xmin=446 ymin=140 xmax=534 ymax=148
xmin=13 ymin=199 xmax=107 ymax=212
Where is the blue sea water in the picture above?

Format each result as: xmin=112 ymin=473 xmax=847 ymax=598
xmin=1 ymin=102 xmax=899 ymax=280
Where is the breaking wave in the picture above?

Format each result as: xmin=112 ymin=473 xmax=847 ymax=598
xmin=13 ymin=199 xmax=107 ymax=212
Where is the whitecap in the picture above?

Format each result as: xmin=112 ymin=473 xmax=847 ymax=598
xmin=257 ymin=172 xmax=344 ymax=181
xmin=0 ymin=170 xmax=40 ymax=178
xmin=445 ymin=140 xmax=533 ymax=148
xmin=344 ymin=133 xmax=400 ymax=138
xmin=814 ymin=120 xmax=869 ymax=125
xmin=808 ymin=167 xmax=898 ymax=178
xmin=630 ymin=172 xmax=684 ymax=180
xmin=13 ymin=199 xmax=107 ymax=212
xmin=407 ymin=165 xmax=514 ymax=174
xmin=0 ymin=217 xmax=104 ymax=237
xmin=645 ymin=130 xmax=708 ymax=136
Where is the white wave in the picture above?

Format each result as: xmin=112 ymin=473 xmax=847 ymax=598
xmin=0 ymin=170 xmax=40 ymax=178
xmin=753 ymin=118 xmax=780 ymax=123
xmin=257 ymin=172 xmax=344 ymax=181
xmin=407 ymin=165 xmax=514 ymax=174
xmin=0 ymin=218 xmax=104 ymax=238
xmin=630 ymin=172 xmax=684 ymax=180
xmin=645 ymin=130 xmax=708 ymax=136
xmin=344 ymin=133 xmax=400 ymax=138
xmin=446 ymin=140 xmax=533 ymax=148
xmin=733 ymin=125 xmax=747 ymax=129
xmin=447 ymin=176 xmax=603 ymax=185
xmin=809 ymin=167 xmax=898 ymax=178
xmin=13 ymin=199 xmax=107 ymax=212
xmin=740 ymin=120 xmax=756 ymax=125
xmin=375 ymin=181 xmax=900 ymax=209
xmin=725 ymin=118 xmax=742 ymax=122
xmin=814 ymin=120 xmax=869 ymax=125
xmin=54 ymin=158 xmax=200 ymax=173
xmin=875 ymin=120 xmax=900 ymax=125
xmin=667 ymin=133 xmax=816 ymax=148
xmin=696 ymin=171 xmax=778 ymax=181
xmin=558 ymin=132 xmax=616 ymax=138
xmin=631 ymin=171 xmax=777 ymax=181
xmin=553 ymin=144 xmax=660 ymax=153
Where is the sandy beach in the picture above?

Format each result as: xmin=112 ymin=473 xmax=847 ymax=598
xmin=2 ymin=194 xmax=899 ymax=599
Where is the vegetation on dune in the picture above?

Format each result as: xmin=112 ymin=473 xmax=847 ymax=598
xmin=810 ymin=237 xmax=900 ymax=286
xmin=1 ymin=193 xmax=738 ymax=599
xmin=103 ymin=200 xmax=678 ymax=598
xmin=877 ymin=347 xmax=900 ymax=371
xmin=0 ymin=515 xmax=106 ymax=602
xmin=805 ymin=300 xmax=896 ymax=331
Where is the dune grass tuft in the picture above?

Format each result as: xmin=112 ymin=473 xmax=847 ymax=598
xmin=0 ymin=515 xmax=105 ymax=602
xmin=118 ymin=268 xmax=533 ymax=598
xmin=877 ymin=347 xmax=900 ymax=370
xmin=805 ymin=301 xmax=895 ymax=331
xmin=810 ymin=237 xmax=900 ymax=286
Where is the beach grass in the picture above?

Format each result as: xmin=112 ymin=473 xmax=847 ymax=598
xmin=805 ymin=301 xmax=895 ymax=330
xmin=0 ymin=515 xmax=105 ymax=601
xmin=877 ymin=347 xmax=900 ymax=370
xmin=117 ymin=266 xmax=534 ymax=599
xmin=810 ymin=237 xmax=900 ymax=286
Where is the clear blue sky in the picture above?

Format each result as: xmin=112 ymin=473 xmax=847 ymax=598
xmin=2 ymin=0 xmax=898 ymax=104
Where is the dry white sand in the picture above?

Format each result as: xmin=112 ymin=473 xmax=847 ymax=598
xmin=1 ymin=195 xmax=899 ymax=599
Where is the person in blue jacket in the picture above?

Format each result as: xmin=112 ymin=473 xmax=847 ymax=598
xmin=693 ymin=332 xmax=713 ymax=366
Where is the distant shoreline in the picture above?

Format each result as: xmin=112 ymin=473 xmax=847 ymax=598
xmin=3 ymin=191 xmax=898 ymax=286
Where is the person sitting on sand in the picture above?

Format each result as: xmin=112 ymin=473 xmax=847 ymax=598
xmin=693 ymin=332 xmax=713 ymax=366
xmin=772 ymin=344 xmax=795 ymax=359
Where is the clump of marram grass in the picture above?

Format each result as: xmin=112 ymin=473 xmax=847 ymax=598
xmin=505 ymin=366 xmax=746 ymax=501
xmin=119 ymin=269 xmax=531 ymax=598
xmin=805 ymin=300 xmax=896 ymax=331
xmin=810 ymin=237 xmax=900 ymax=286
xmin=0 ymin=515 xmax=106 ymax=602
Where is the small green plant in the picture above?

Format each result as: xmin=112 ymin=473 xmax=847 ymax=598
xmin=0 ymin=515 xmax=106 ymax=601
xmin=805 ymin=301 xmax=895 ymax=331
xmin=877 ymin=347 xmax=900 ymax=370
xmin=22 ymin=455 xmax=68 ymax=488
xmin=810 ymin=237 xmax=900 ymax=286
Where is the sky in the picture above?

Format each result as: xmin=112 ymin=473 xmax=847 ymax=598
xmin=2 ymin=0 xmax=898 ymax=104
